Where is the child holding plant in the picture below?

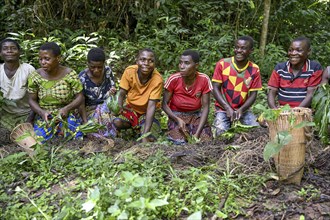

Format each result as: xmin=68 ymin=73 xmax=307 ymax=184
xmin=28 ymin=42 xmax=84 ymax=141
xmin=78 ymin=48 xmax=117 ymax=137
xmin=112 ymin=48 xmax=163 ymax=143
xmin=212 ymin=36 xmax=262 ymax=136
xmin=162 ymin=49 xmax=213 ymax=144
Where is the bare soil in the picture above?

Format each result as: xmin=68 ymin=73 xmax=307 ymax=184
xmin=1 ymin=127 xmax=329 ymax=219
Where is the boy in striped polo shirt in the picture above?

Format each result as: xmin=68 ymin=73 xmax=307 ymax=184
xmin=268 ymin=36 xmax=323 ymax=108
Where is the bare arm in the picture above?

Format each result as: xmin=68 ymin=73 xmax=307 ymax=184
xmin=142 ymin=99 xmax=158 ymax=142
xmin=194 ymin=92 xmax=210 ymax=138
xmin=162 ymin=89 xmax=187 ymax=131
xmin=59 ymin=92 xmax=84 ymax=117
xmin=117 ymin=88 xmax=128 ymax=114
xmin=26 ymin=111 xmax=36 ymax=124
xmin=299 ymin=87 xmax=316 ymax=108
xmin=212 ymin=81 xmax=235 ymax=120
xmin=78 ymin=100 xmax=88 ymax=124
xmin=236 ymin=91 xmax=258 ymax=119
xmin=321 ymin=67 xmax=329 ymax=85
xmin=267 ymin=87 xmax=278 ymax=109
xmin=28 ymin=92 xmax=51 ymax=122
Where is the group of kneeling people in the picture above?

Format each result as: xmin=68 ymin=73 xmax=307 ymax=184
xmin=0 ymin=35 xmax=328 ymax=144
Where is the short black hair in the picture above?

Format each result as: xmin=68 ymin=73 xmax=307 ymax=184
xmin=137 ymin=48 xmax=156 ymax=60
xmin=292 ymin=36 xmax=311 ymax=49
xmin=237 ymin=36 xmax=254 ymax=49
xmin=0 ymin=38 xmax=21 ymax=52
xmin=87 ymin=48 xmax=106 ymax=62
xmin=40 ymin=42 xmax=61 ymax=56
xmin=181 ymin=49 xmax=200 ymax=63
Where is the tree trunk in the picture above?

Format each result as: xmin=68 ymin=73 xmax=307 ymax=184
xmin=260 ymin=0 xmax=271 ymax=57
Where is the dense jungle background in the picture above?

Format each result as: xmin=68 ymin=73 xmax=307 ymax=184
xmin=1 ymin=0 xmax=329 ymax=79
xmin=1 ymin=0 xmax=330 ymax=219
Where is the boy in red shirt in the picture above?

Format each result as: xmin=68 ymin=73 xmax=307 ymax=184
xmin=162 ymin=50 xmax=213 ymax=144
xmin=212 ymin=36 xmax=262 ymax=135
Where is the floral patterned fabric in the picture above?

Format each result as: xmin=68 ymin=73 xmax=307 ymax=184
xmin=79 ymin=66 xmax=115 ymax=106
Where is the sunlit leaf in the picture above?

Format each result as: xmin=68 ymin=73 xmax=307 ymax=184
xmin=187 ymin=211 xmax=202 ymax=220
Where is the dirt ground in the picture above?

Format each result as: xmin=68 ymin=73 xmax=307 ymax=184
xmin=1 ymin=127 xmax=329 ymax=220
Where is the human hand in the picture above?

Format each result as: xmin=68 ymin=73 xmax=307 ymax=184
xmin=41 ymin=110 xmax=52 ymax=123
xmin=58 ymin=107 xmax=69 ymax=118
xmin=226 ymin=108 xmax=235 ymax=121
xmin=235 ymin=109 xmax=243 ymax=121
xmin=176 ymin=118 xmax=188 ymax=134
xmin=109 ymin=87 xmax=117 ymax=95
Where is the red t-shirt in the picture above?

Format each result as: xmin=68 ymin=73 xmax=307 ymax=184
xmin=164 ymin=72 xmax=213 ymax=112
xmin=212 ymin=57 xmax=262 ymax=110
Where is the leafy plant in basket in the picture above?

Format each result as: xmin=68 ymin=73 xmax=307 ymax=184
xmin=311 ymin=84 xmax=330 ymax=144
xmin=255 ymin=104 xmax=315 ymax=161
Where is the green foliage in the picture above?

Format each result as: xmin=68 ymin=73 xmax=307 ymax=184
xmin=259 ymin=105 xmax=315 ymax=161
xmin=253 ymin=44 xmax=286 ymax=79
xmin=263 ymin=131 xmax=292 ymax=161
xmin=312 ymin=84 xmax=330 ymax=144
xmin=0 ymin=147 xmax=266 ymax=219
xmin=220 ymin=122 xmax=257 ymax=140
xmin=254 ymin=104 xmax=291 ymax=122
xmin=106 ymin=93 xmax=121 ymax=115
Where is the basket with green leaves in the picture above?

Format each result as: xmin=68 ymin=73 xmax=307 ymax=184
xmin=256 ymin=104 xmax=314 ymax=184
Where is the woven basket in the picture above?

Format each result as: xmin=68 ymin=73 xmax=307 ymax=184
xmin=267 ymin=107 xmax=312 ymax=185
xmin=10 ymin=123 xmax=37 ymax=157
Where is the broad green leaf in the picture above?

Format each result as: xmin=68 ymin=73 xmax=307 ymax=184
xmin=128 ymin=197 xmax=145 ymax=209
xmin=294 ymin=121 xmax=315 ymax=129
xmin=187 ymin=211 xmax=202 ymax=220
xmin=117 ymin=211 xmax=128 ymax=220
xmin=81 ymin=200 xmax=96 ymax=213
xmin=216 ymin=210 xmax=228 ymax=218
xmin=89 ymin=187 xmax=100 ymax=201
xmin=147 ymin=198 xmax=169 ymax=210
xmin=114 ymin=189 xmax=123 ymax=197
xmin=122 ymin=171 xmax=134 ymax=182
xmin=132 ymin=176 xmax=145 ymax=187
xmin=263 ymin=142 xmax=281 ymax=161
xmin=277 ymin=131 xmax=292 ymax=146
xmin=196 ymin=197 xmax=204 ymax=204
xmin=107 ymin=204 xmax=120 ymax=214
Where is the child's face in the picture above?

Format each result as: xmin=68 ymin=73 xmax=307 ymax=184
xmin=179 ymin=55 xmax=198 ymax=78
xmin=234 ymin=40 xmax=252 ymax=63
xmin=136 ymin=51 xmax=155 ymax=76
xmin=88 ymin=61 xmax=105 ymax=78
xmin=288 ymin=40 xmax=310 ymax=67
